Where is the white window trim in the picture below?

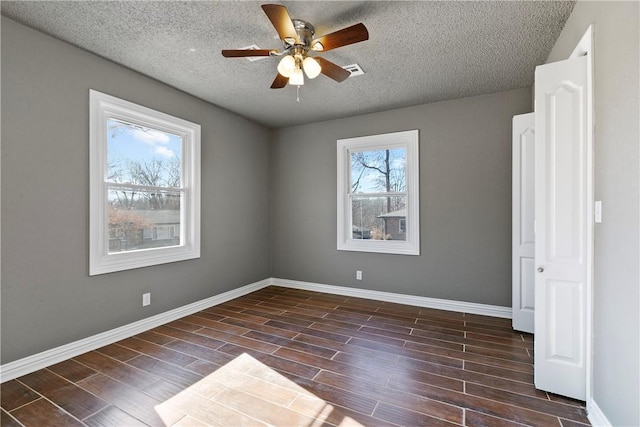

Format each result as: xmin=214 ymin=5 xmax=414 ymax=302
xmin=337 ymin=130 xmax=420 ymax=255
xmin=89 ymin=90 xmax=201 ymax=275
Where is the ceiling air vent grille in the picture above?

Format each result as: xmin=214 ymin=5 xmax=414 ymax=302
xmin=342 ymin=63 xmax=364 ymax=77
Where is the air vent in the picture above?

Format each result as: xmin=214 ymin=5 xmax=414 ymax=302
xmin=240 ymin=45 xmax=269 ymax=61
xmin=342 ymin=63 xmax=365 ymax=77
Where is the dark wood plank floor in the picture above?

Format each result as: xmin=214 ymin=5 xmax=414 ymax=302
xmin=1 ymin=286 xmax=589 ymax=426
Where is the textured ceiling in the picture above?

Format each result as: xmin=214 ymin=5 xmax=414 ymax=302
xmin=1 ymin=1 xmax=574 ymax=128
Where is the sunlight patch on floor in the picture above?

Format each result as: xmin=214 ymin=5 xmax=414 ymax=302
xmin=155 ymin=353 xmax=365 ymax=426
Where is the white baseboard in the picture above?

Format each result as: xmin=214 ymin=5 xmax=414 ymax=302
xmin=1 ymin=277 xmax=512 ymax=383
xmin=0 ymin=278 xmax=271 ymax=383
xmin=2 ymin=275 xmax=616 ymax=424
xmin=270 ymin=278 xmax=512 ymax=319
xmin=587 ymin=399 xmax=613 ymax=427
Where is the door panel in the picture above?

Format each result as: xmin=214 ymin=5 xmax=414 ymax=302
xmin=534 ymin=55 xmax=588 ymax=400
xmin=545 ymin=279 xmax=583 ymax=362
xmin=546 ymin=83 xmax=585 ymax=262
xmin=520 ymin=257 xmax=535 ymax=315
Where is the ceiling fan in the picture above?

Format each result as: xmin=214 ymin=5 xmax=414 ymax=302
xmin=222 ymin=4 xmax=369 ymax=90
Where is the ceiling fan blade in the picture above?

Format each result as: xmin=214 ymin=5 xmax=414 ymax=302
xmin=261 ymin=4 xmax=297 ymax=42
xmin=315 ymin=57 xmax=351 ymax=83
xmin=222 ymin=49 xmax=274 ymax=58
xmin=270 ymin=73 xmax=289 ymax=89
xmin=312 ymin=23 xmax=369 ymax=52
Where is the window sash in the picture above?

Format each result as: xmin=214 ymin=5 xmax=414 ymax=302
xmin=106 ymin=182 xmax=184 ymax=192
xmin=347 ymin=191 xmax=406 ymax=197
xmin=106 ymin=185 xmax=184 ymax=253
xmin=350 ymin=194 xmax=408 ymax=242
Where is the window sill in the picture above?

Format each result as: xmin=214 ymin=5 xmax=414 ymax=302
xmin=337 ymin=239 xmax=420 ymax=256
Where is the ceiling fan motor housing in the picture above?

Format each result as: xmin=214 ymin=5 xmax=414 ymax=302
xmin=288 ymin=19 xmax=315 ymax=50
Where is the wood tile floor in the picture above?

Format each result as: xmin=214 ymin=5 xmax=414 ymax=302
xmin=1 ymin=286 xmax=589 ymax=426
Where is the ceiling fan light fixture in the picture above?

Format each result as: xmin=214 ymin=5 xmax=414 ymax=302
xmin=311 ymin=41 xmax=324 ymax=51
xmin=289 ymin=66 xmax=304 ymax=86
xmin=277 ymin=55 xmax=296 ymax=77
xmin=302 ymin=56 xmax=321 ymax=79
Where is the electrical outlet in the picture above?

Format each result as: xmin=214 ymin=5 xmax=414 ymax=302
xmin=356 ymin=270 xmax=363 ymax=280
xmin=142 ymin=292 xmax=151 ymax=307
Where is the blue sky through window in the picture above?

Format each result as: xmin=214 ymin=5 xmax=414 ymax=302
xmin=350 ymin=148 xmax=406 ymax=193
xmin=107 ymin=118 xmax=182 ymax=186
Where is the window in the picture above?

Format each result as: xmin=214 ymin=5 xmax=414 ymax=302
xmin=90 ymin=90 xmax=200 ymax=275
xmin=337 ymin=130 xmax=419 ymax=255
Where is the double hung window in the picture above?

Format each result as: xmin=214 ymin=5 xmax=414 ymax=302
xmin=337 ymin=130 xmax=420 ymax=255
xmin=90 ymin=90 xmax=200 ymax=275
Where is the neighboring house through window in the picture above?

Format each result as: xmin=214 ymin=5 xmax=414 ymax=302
xmin=337 ymin=130 xmax=419 ymax=255
xmin=90 ymin=90 xmax=201 ymax=275
xmin=378 ymin=209 xmax=407 ymax=241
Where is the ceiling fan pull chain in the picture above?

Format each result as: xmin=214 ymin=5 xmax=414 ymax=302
xmin=296 ymin=85 xmax=301 ymax=103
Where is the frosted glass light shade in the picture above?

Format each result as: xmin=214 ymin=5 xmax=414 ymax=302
xmin=277 ymin=55 xmax=296 ymax=78
xmin=289 ymin=67 xmax=304 ymax=85
xmin=303 ymin=57 xmax=321 ymax=79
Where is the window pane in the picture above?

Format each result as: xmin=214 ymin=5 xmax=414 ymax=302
xmin=108 ymin=188 xmax=181 ymax=253
xmin=107 ymin=118 xmax=182 ymax=187
xmin=350 ymin=148 xmax=406 ymax=193
xmin=351 ymin=196 xmax=407 ymax=241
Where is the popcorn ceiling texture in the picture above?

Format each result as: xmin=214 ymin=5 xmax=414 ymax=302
xmin=1 ymin=1 xmax=574 ymax=128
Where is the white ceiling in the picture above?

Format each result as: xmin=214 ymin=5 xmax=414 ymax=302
xmin=1 ymin=1 xmax=574 ymax=128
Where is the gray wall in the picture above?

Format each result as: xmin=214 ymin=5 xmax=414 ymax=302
xmin=8 ymin=9 xmax=636 ymax=424
xmin=546 ymin=2 xmax=639 ymax=425
xmin=270 ymin=89 xmax=532 ymax=307
xmin=1 ymin=18 xmax=272 ymax=364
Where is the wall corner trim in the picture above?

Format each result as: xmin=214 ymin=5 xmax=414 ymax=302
xmin=271 ymin=278 xmax=512 ymax=319
xmin=1 ymin=277 xmax=512 ymax=383
xmin=587 ymin=399 xmax=613 ymax=427
xmin=0 ymin=278 xmax=271 ymax=383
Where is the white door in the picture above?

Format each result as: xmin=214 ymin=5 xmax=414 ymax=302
xmin=534 ymin=54 xmax=589 ymax=400
xmin=512 ymin=113 xmax=535 ymax=334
